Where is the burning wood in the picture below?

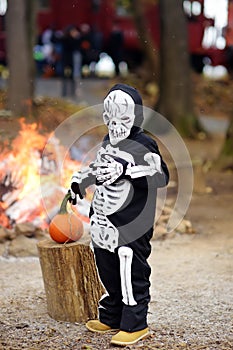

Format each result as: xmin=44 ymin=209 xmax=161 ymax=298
xmin=0 ymin=172 xmax=20 ymax=227
xmin=0 ymin=118 xmax=84 ymax=229
xmin=0 ymin=172 xmax=19 ymax=201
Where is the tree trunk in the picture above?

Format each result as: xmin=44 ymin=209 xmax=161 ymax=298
xmin=5 ymin=0 xmax=36 ymax=115
xmin=217 ymin=117 xmax=233 ymax=170
xmin=157 ymin=0 xmax=202 ymax=137
xmin=37 ymin=239 xmax=104 ymax=323
xmin=131 ymin=0 xmax=159 ymax=80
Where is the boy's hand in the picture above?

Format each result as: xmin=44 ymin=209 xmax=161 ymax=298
xmin=94 ymin=155 xmax=124 ymax=186
xmin=68 ymin=171 xmax=85 ymax=205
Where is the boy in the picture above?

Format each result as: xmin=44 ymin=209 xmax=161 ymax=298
xmin=69 ymin=84 xmax=169 ymax=346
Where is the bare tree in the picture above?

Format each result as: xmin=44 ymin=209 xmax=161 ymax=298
xmin=217 ymin=117 xmax=233 ymax=169
xmin=131 ymin=0 xmax=159 ymax=79
xmin=157 ymin=0 xmax=202 ymax=137
xmin=5 ymin=0 xmax=36 ymax=115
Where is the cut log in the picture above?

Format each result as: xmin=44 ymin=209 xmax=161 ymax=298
xmin=37 ymin=239 xmax=104 ymax=323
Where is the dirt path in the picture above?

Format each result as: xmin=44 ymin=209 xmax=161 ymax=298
xmin=0 ymin=184 xmax=233 ymax=349
xmin=149 ymin=228 xmax=233 ymax=349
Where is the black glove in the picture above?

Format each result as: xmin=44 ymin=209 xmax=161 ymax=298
xmin=68 ymin=182 xmax=84 ymax=205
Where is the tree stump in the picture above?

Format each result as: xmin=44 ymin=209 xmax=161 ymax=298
xmin=37 ymin=239 xmax=104 ymax=323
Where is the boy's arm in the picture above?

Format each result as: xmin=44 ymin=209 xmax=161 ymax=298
xmin=69 ymin=162 xmax=96 ymax=204
xmin=96 ymin=141 xmax=169 ymax=188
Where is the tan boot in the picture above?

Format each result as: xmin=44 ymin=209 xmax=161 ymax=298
xmin=85 ymin=320 xmax=118 ymax=333
xmin=110 ymin=327 xmax=150 ymax=346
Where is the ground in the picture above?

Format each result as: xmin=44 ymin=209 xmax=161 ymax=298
xmin=0 ymin=177 xmax=232 ymax=350
xmin=0 ymin=77 xmax=233 ymax=349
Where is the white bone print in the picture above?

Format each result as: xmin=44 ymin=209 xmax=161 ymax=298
xmin=125 ymin=152 xmax=162 ymax=178
xmin=90 ymin=181 xmax=131 ymax=251
xmin=89 ymin=145 xmax=134 ymax=251
xmin=118 ymin=246 xmax=137 ymax=306
xmin=103 ymin=90 xmax=135 ymax=145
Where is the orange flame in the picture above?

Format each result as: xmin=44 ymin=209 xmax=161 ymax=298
xmin=0 ymin=118 xmax=87 ymax=228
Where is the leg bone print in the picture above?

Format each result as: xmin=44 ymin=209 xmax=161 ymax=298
xmin=118 ymin=246 xmax=137 ymax=306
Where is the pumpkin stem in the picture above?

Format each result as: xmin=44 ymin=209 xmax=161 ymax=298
xmin=59 ymin=192 xmax=71 ymax=214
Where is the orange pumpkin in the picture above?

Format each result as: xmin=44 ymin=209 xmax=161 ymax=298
xmin=49 ymin=193 xmax=84 ymax=243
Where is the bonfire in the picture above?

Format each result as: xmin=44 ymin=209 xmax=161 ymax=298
xmin=0 ymin=118 xmax=90 ymax=230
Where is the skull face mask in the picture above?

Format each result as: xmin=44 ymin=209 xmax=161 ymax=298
xmin=103 ymin=90 xmax=136 ymax=145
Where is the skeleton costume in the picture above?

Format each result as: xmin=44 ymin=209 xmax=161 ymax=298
xmin=70 ymin=84 xmax=169 ymax=332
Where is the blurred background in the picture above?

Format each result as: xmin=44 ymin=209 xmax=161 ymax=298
xmin=0 ymin=0 xmax=230 ymax=78
xmin=0 ymin=1 xmax=232 ymax=133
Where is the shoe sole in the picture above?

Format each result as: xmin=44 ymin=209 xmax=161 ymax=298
xmin=86 ymin=324 xmax=119 ymax=334
xmin=110 ymin=331 xmax=150 ymax=346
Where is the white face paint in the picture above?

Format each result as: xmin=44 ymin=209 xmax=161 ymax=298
xmin=103 ymin=90 xmax=135 ymax=145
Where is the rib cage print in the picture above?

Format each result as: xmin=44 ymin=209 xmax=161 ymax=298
xmin=90 ymin=145 xmax=133 ymax=251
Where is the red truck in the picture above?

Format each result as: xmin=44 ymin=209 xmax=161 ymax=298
xmin=0 ymin=0 xmax=231 ymax=73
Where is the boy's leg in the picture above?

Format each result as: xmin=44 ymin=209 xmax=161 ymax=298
xmin=118 ymin=228 xmax=153 ymax=332
xmin=93 ymin=246 xmax=123 ymax=329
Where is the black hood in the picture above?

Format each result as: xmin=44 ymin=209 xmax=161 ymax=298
xmin=105 ymin=83 xmax=144 ymax=128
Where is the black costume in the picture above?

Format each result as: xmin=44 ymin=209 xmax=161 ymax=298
xmin=70 ymin=84 xmax=169 ymax=332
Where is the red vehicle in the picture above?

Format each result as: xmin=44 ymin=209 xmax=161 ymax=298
xmin=0 ymin=0 xmax=231 ymax=72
